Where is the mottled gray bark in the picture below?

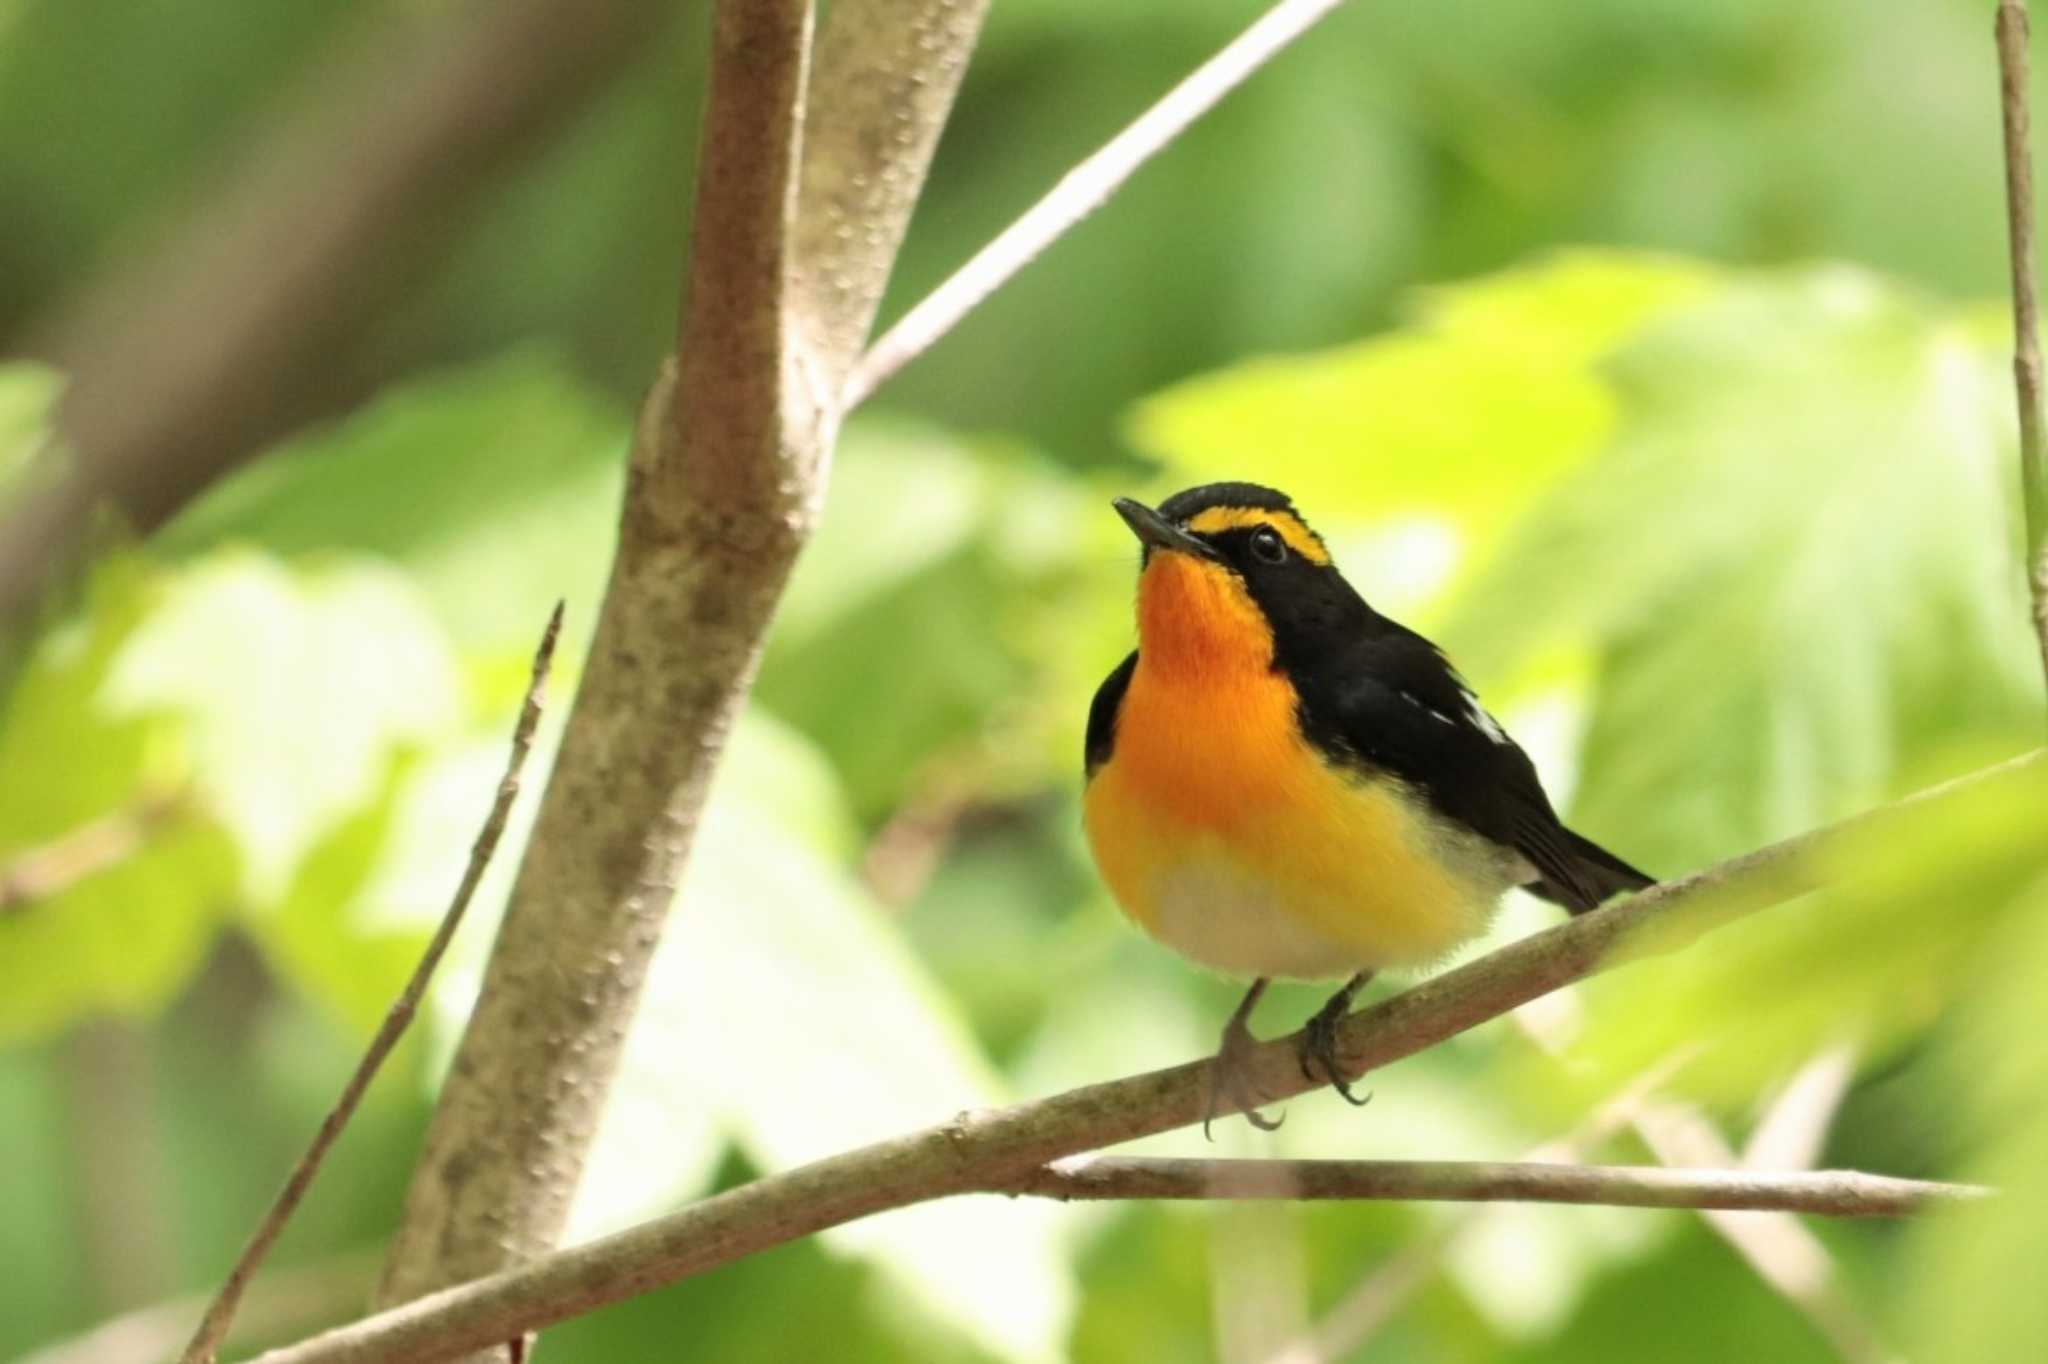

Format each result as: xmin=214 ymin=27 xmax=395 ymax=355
xmin=371 ymin=0 xmax=990 ymax=1349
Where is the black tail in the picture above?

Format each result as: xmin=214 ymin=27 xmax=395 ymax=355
xmin=1524 ymin=828 xmax=1654 ymax=915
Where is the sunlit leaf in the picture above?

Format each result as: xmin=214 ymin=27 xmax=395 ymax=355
xmin=0 ymin=558 xmax=237 ymax=1040
xmin=104 ymin=550 xmax=463 ymax=902
xmin=760 ymin=423 xmax=1095 ymax=818
xmin=259 ymin=748 xmax=456 ymax=1035
xmin=1447 ymin=268 xmax=2040 ymax=874
xmin=1126 ymin=251 xmax=1717 ymax=548
xmin=160 ymin=351 xmax=628 ymax=655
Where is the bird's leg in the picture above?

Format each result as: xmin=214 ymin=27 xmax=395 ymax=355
xmin=1204 ymin=977 xmax=1282 ymax=1140
xmin=1298 ymin=971 xmax=1373 ymax=1107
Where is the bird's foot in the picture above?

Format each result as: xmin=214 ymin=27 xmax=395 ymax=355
xmin=1204 ymin=979 xmax=1282 ymax=1139
xmin=1296 ymin=973 xmax=1372 ymax=1108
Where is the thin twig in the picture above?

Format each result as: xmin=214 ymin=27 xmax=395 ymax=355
xmin=0 ymin=789 xmax=185 ymax=914
xmin=1997 ymin=0 xmax=2048 ymax=698
xmin=177 ymin=604 xmax=563 ymax=1364
xmin=245 ymin=749 xmax=2044 ymax=1364
xmin=996 ymin=1157 xmax=1981 ymax=1217
xmin=841 ymin=0 xmax=1351 ymax=410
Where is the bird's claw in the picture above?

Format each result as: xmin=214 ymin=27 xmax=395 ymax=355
xmin=1297 ymin=1005 xmax=1371 ymax=1108
xmin=1203 ymin=1007 xmax=1283 ymax=1139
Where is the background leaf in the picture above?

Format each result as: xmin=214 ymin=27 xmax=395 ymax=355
xmin=0 ymin=559 xmax=238 ymax=1040
xmin=160 ymin=352 xmax=628 ymax=656
xmin=1447 ymin=268 xmax=2040 ymax=873
xmin=1126 ymin=252 xmax=1716 ymax=554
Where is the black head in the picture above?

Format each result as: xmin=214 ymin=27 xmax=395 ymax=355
xmin=1113 ymin=484 xmax=1375 ymax=668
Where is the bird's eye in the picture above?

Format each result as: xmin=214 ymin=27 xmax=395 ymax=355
xmin=1249 ymin=526 xmax=1287 ymax=564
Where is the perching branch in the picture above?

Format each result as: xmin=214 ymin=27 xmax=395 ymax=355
xmin=842 ymin=0 xmax=1352 ymax=410
xmin=247 ymin=749 xmax=2044 ymax=1364
xmin=178 ymin=606 xmax=562 ymax=1364
xmin=0 ymin=0 xmax=668 ymax=618
xmin=997 ymin=1156 xmax=1979 ymax=1217
xmin=1997 ymin=0 xmax=2048 ymax=698
xmin=371 ymin=0 xmax=990 ymax=1346
xmin=0 ymin=788 xmax=185 ymax=914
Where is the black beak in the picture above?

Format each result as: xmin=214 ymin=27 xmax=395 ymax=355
xmin=1113 ymin=497 xmax=1220 ymax=561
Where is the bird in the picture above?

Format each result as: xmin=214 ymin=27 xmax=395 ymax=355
xmin=1081 ymin=482 xmax=1652 ymax=1135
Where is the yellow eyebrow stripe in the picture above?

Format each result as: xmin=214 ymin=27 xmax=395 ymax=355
xmin=1184 ymin=506 xmax=1331 ymax=565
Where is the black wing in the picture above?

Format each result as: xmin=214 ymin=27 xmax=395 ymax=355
xmin=1297 ymin=629 xmax=1651 ymax=913
xmin=1085 ymin=651 xmax=1138 ymax=778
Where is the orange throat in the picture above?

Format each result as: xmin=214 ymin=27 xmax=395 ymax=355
xmin=1114 ymin=551 xmax=1303 ymax=832
xmin=1133 ymin=552 xmax=1274 ymax=682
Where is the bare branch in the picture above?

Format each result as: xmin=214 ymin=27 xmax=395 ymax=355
xmin=372 ymin=0 xmax=989 ymax=1345
xmin=178 ymin=605 xmax=563 ymax=1364
xmin=0 ymin=0 xmax=668 ymax=618
xmin=372 ymin=1 xmax=819 ymax=1326
xmin=996 ymin=1156 xmax=1980 ymax=1217
xmin=1997 ymin=0 xmax=2048 ymax=699
xmin=246 ymin=749 xmax=2043 ymax=1364
xmin=794 ymin=0 xmax=994 ymax=394
xmin=0 ymin=788 xmax=185 ymax=914
xmin=842 ymin=0 xmax=1351 ymax=410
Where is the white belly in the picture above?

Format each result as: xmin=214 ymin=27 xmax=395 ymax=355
xmin=1141 ymin=820 xmax=1532 ymax=982
xmin=1148 ymin=846 xmax=1381 ymax=980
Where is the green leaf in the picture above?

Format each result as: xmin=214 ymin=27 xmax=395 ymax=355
xmin=0 ymin=558 xmax=237 ymax=1041
xmin=1446 ymin=267 xmax=2041 ymax=873
xmin=772 ymin=420 xmax=995 ymax=647
xmin=759 ymin=423 xmax=1096 ymax=818
xmin=257 ymin=751 xmax=436 ymax=1036
xmin=1125 ymin=250 xmax=1718 ymax=548
xmin=160 ymin=351 xmax=629 ymax=654
xmin=104 ymin=550 xmax=464 ymax=903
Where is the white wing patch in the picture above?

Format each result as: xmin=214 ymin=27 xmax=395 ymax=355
xmin=1461 ymin=688 xmax=1508 ymax=744
xmin=1398 ymin=680 xmax=1511 ymax=746
xmin=1401 ymin=691 xmax=1459 ymax=727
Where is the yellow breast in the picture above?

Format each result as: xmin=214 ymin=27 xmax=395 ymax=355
xmin=1083 ymin=553 xmax=1503 ymax=977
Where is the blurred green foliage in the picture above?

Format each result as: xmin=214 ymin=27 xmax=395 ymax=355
xmin=4 ymin=1 xmax=2047 ymax=1362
